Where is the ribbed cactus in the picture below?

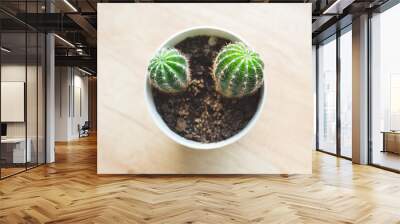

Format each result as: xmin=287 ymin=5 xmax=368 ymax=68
xmin=212 ymin=42 xmax=264 ymax=98
xmin=148 ymin=48 xmax=190 ymax=93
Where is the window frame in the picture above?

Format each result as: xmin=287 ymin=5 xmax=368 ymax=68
xmin=315 ymin=24 xmax=353 ymax=160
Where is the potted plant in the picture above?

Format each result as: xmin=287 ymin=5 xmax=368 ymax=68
xmin=145 ymin=27 xmax=265 ymax=150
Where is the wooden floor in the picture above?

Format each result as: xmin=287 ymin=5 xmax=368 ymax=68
xmin=0 ymin=167 xmax=26 ymax=178
xmin=1 ymin=135 xmax=400 ymax=223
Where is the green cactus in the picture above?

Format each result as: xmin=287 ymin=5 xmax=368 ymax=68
xmin=148 ymin=48 xmax=190 ymax=93
xmin=212 ymin=42 xmax=264 ymax=98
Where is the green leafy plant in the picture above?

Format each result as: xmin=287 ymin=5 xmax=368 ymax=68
xmin=148 ymin=48 xmax=190 ymax=93
xmin=212 ymin=42 xmax=264 ymax=98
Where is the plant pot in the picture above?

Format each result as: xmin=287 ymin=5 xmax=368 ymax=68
xmin=145 ymin=26 xmax=265 ymax=150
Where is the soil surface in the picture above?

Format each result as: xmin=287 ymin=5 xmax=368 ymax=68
xmin=152 ymin=35 xmax=262 ymax=143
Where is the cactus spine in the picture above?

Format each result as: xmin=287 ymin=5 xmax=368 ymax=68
xmin=212 ymin=42 xmax=264 ymax=98
xmin=148 ymin=48 xmax=190 ymax=93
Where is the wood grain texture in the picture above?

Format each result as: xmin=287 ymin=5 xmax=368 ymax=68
xmin=97 ymin=3 xmax=313 ymax=174
xmin=1 ymin=135 xmax=400 ymax=223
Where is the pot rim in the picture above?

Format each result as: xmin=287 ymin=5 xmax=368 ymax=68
xmin=145 ymin=26 xmax=266 ymax=150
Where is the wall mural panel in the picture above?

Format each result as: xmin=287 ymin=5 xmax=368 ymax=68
xmin=98 ymin=3 xmax=313 ymax=174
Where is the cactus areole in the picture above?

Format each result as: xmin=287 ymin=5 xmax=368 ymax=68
xmin=213 ymin=42 xmax=264 ymax=98
xmin=148 ymin=48 xmax=190 ymax=93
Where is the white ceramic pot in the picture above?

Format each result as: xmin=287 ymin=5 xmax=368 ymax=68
xmin=145 ymin=26 xmax=266 ymax=150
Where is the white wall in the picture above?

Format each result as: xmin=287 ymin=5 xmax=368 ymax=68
xmin=71 ymin=73 xmax=89 ymax=138
xmin=55 ymin=67 xmax=70 ymax=141
xmin=55 ymin=67 xmax=89 ymax=141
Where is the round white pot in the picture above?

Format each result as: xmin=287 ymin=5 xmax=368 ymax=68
xmin=145 ymin=26 xmax=266 ymax=150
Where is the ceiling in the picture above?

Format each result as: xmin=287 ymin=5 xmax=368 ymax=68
xmin=0 ymin=0 xmax=392 ymax=74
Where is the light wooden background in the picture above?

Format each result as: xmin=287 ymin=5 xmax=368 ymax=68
xmin=97 ymin=3 xmax=313 ymax=174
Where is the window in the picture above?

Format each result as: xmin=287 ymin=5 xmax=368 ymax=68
xmin=317 ymin=36 xmax=337 ymax=154
xmin=339 ymin=27 xmax=352 ymax=158
xmin=390 ymin=74 xmax=400 ymax=130
xmin=316 ymin=25 xmax=353 ymax=158
xmin=370 ymin=3 xmax=400 ymax=171
xmin=0 ymin=2 xmax=47 ymax=179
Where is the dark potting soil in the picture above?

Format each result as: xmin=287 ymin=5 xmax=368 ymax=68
xmin=151 ymin=35 xmax=262 ymax=143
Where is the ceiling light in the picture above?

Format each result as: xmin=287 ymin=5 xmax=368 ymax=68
xmin=1 ymin=47 xmax=11 ymax=53
xmin=322 ymin=0 xmax=354 ymax=15
xmin=76 ymin=48 xmax=85 ymax=55
xmin=54 ymin=34 xmax=75 ymax=48
xmin=78 ymin=67 xmax=93 ymax=76
xmin=63 ymin=0 xmax=78 ymax=12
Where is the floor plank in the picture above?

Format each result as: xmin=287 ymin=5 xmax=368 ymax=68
xmin=1 ymin=135 xmax=400 ymax=223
